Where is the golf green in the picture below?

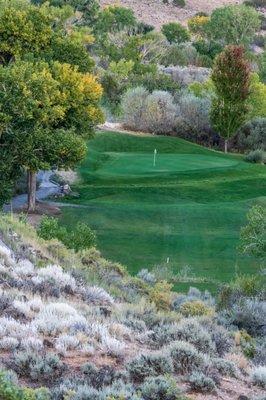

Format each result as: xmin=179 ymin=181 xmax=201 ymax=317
xmin=58 ymin=131 xmax=266 ymax=288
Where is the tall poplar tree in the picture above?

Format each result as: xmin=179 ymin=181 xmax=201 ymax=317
xmin=210 ymin=45 xmax=251 ymax=153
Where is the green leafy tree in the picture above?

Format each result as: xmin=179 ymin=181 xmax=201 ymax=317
xmin=162 ymin=22 xmax=190 ymax=44
xmin=95 ymin=5 xmax=136 ymax=35
xmin=32 ymin=0 xmax=100 ymax=26
xmin=0 ymin=0 xmax=102 ymax=211
xmin=248 ymin=73 xmax=266 ymax=119
xmin=0 ymin=61 xmax=103 ymax=211
xmin=206 ymin=5 xmax=261 ymax=47
xmin=210 ymin=45 xmax=251 ymax=152
xmin=239 ymin=205 xmax=266 ymax=261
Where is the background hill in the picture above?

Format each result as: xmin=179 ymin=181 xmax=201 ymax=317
xmin=99 ymin=0 xmax=244 ymax=28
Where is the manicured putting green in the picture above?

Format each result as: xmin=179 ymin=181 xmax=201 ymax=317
xmin=98 ymin=153 xmax=238 ymax=177
xmin=58 ymin=131 xmax=266 ymax=290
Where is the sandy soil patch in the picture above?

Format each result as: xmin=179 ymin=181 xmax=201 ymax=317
xmin=99 ymin=0 xmax=243 ymax=29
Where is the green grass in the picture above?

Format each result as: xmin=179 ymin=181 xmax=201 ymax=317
xmin=58 ymin=131 xmax=266 ymax=289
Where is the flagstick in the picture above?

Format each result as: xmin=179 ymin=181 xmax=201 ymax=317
xmin=153 ymin=149 xmax=157 ymax=167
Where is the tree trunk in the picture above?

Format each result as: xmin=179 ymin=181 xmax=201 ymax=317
xmin=27 ymin=170 xmax=37 ymax=212
xmin=224 ymin=139 xmax=228 ymax=153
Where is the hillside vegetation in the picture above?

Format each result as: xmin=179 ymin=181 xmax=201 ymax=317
xmin=0 ymin=214 xmax=265 ymax=399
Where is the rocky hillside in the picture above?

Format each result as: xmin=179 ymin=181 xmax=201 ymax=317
xmin=0 ymin=214 xmax=265 ymax=399
xmin=99 ymin=0 xmax=243 ymax=28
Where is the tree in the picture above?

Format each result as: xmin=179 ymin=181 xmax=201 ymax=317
xmin=162 ymin=22 xmax=190 ymax=44
xmin=210 ymin=45 xmax=251 ymax=152
xmin=32 ymin=0 xmax=100 ymax=26
xmin=0 ymin=61 xmax=103 ymax=211
xmin=0 ymin=0 xmax=102 ymax=211
xmin=206 ymin=5 xmax=260 ymax=47
xmin=239 ymin=205 xmax=266 ymax=261
xmin=248 ymin=73 xmax=266 ymax=119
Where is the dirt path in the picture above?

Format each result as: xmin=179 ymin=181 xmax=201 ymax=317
xmin=3 ymin=171 xmax=60 ymax=212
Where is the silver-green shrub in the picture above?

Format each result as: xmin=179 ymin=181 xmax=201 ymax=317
xmin=169 ymin=340 xmax=206 ymax=374
xmin=140 ymin=375 xmax=183 ymax=400
xmin=127 ymin=353 xmax=173 ymax=382
xmin=189 ymin=371 xmax=216 ymax=392
xmin=251 ymin=366 xmax=266 ymax=388
xmin=121 ymin=87 xmax=149 ymax=131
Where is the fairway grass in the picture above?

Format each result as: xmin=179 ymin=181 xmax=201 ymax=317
xmin=58 ymin=131 xmax=266 ymax=289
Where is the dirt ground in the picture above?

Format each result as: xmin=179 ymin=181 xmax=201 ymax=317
xmin=99 ymin=0 xmax=243 ymax=28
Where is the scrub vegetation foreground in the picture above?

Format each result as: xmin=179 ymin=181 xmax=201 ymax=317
xmin=0 ymin=215 xmax=265 ymax=400
xmin=0 ymin=0 xmax=265 ymax=398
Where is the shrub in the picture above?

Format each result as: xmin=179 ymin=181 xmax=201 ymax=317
xmin=140 ymin=375 xmax=183 ymax=400
xmin=212 ymin=358 xmax=237 ymax=377
xmin=161 ymin=44 xmax=198 ymax=67
xmin=237 ymin=117 xmax=266 ymax=151
xmin=210 ymin=325 xmax=233 ymax=356
xmin=147 ymin=323 xmax=179 ymax=348
xmin=244 ymin=150 xmax=266 ymax=164
xmin=0 ymin=337 xmax=19 ymax=350
xmin=0 ymin=369 xmax=51 ymax=400
xmin=101 ymin=335 xmax=126 ymax=358
xmin=82 ymin=363 xmax=120 ymax=389
xmin=84 ymin=286 xmax=114 ymax=306
xmin=172 ymin=0 xmax=186 ymax=7
xmin=143 ymin=91 xmax=177 ymax=135
xmin=127 ymin=353 xmax=173 ymax=382
xmin=13 ymin=351 xmax=65 ymax=382
xmin=189 ymin=371 xmax=216 ymax=392
xmin=121 ymin=87 xmax=149 ymax=131
xmin=33 ymin=302 xmax=86 ymax=336
xmin=34 ymin=265 xmax=76 ymax=292
xmin=67 ymin=222 xmax=96 ymax=252
xmin=251 ymin=366 xmax=266 ymax=388
xmin=38 ymin=217 xmax=96 ymax=252
xmin=149 ymin=280 xmax=173 ymax=310
xmin=129 ymin=72 xmax=180 ymax=95
xmin=179 ymin=300 xmax=213 ymax=317
xmin=37 ymin=216 xmax=66 ymax=242
xmin=169 ymin=341 xmax=206 ymax=374
xmin=228 ymin=298 xmax=266 ymax=336
xmin=177 ymin=92 xmax=211 ymax=135
xmin=188 ymin=16 xmax=209 ymax=36
xmin=174 ymin=319 xmax=215 ymax=354
xmin=137 ymin=269 xmax=157 ymax=285
xmin=162 ymin=23 xmax=190 ymax=44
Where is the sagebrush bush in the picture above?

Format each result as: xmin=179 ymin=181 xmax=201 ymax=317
xmin=127 ymin=353 xmax=173 ymax=382
xmin=144 ymin=91 xmax=177 ymax=135
xmin=121 ymin=88 xmax=177 ymax=135
xmin=177 ymin=92 xmax=211 ymax=135
xmin=251 ymin=366 xmax=266 ymax=388
xmin=189 ymin=371 xmax=216 ymax=392
xmin=228 ymin=298 xmax=266 ymax=336
xmin=169 ymin=341 xmax=206 ymax=374
xmin=84 ymin=286 xmax=114 ymax=306
xmin=82 ymin=363 xmax=121 ymax=389
xmin=140 ymin=375 xmax=183 ymax=400
xmin=147 ymin=323 xmax=179 ymax=348
xmin=13 ymin=351 xmax=65 ymax=382
xmin=245 ymin=149 xmax=266 ymax=164
xmin=121 ymin=87 xmax=149 ymax=131
xmin=174 ymin=319 xmax=215 ymax=353
xmin=212 ymin=358 xmax=237 ymax=377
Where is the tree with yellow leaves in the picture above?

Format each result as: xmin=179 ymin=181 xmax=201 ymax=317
xmin=0 ymin=0 xmax=103 ymax=211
